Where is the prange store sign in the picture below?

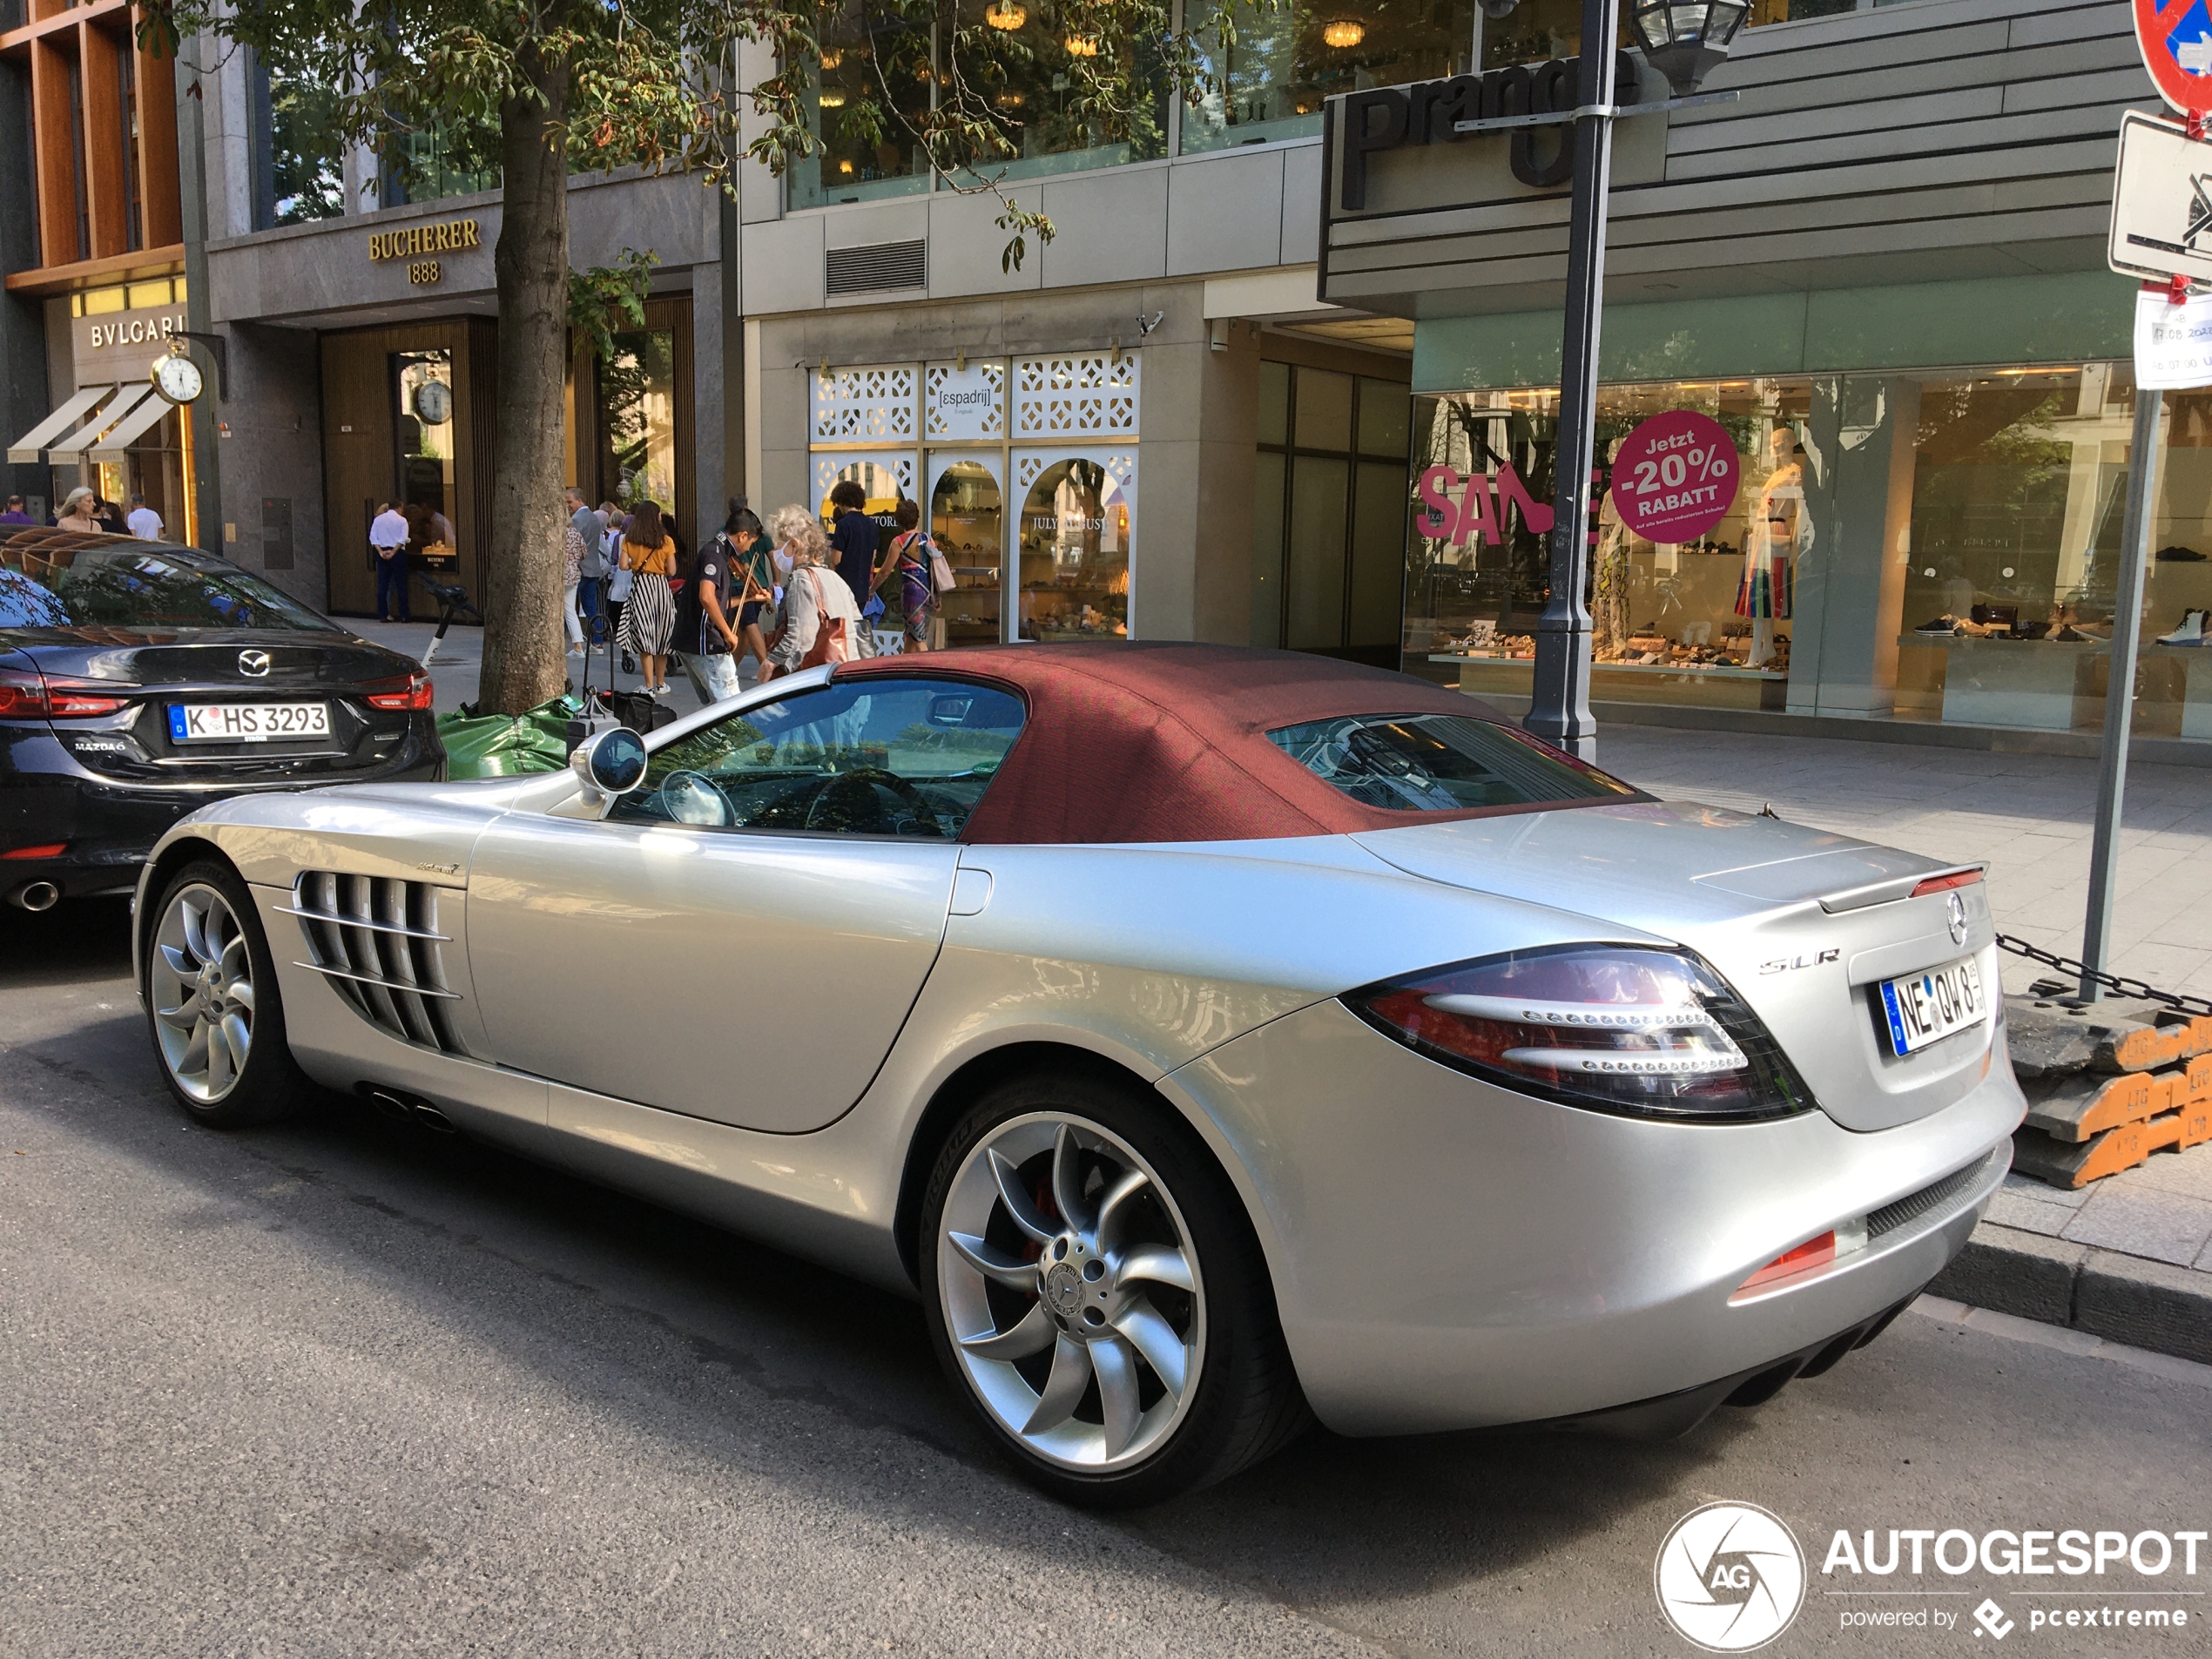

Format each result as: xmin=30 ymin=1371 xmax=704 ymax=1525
xmin=1335 ymin=51 xmax=1640 ymax=208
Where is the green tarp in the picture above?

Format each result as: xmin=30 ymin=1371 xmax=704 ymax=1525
xmin=436 ymin=697 xmax=576 ymax=779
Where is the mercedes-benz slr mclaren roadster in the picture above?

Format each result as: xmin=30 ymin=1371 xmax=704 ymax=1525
xmin=133 ymin=644 xmax=2022 ymax=1505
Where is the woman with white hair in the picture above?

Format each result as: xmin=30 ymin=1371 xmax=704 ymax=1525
xmin=763 ymin=503 xmax=861 ymax=678
xmin=55 ymin=488 xmax=102 ymax=533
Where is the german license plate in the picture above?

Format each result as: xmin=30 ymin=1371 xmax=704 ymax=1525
xmin=1878 ymin=955 xmax=1986 ymax=1055
xmin=167 ymin=701 xmax=331 ymax=742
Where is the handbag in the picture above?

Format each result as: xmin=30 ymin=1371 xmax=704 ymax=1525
xmin=608 ymin=563 xmax=636 ymax=603
xmin=798 ymin=567 xmax=853 ymax=668
xmin=928 ymin=545 xmax=957 ymax=594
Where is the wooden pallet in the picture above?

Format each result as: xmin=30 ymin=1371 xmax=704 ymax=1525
xmin=2006 ymin=995 xmax=2212 ymax=1190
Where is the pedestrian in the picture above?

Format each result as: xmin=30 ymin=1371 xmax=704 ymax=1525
xmin=369 ymin=499 xmax=412 ymax=622
xmin=0 ymin=495 xmax=36 ymax=526
xmin=575 ymin=492 xmax=610 ymax=646
xmin=56 ymin=488 xmax=102 ymax=533
xmin=92 ymin=496 xmax=128 ymax=535
xmin=825 ymin=479 xmax=879 ymax=610
xmin=729 ymin=507 xmax=779 ymax=681
xmin=125 ymin=493 xmax=163 ymax=540
xmin=876 ymin=498 xmax=942 ymax=654
xmin=676 ymin=502 xmax=764 ymax=704
xmin=768 ymin=503 xmax=816 ymax=610
xmin=764 ymin=514 xmax=863 ymax=679
xmin=617 ymin=499 xmax=678 ymax=696
xmin=597 ymin=502 xmax=625 ymax=644
xmin=562 ymin=506 xmax=588 ymax=658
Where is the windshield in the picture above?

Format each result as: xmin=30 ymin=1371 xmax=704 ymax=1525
xmin=1266 ymin=713 xmax=1637 ymax=812
xmin=0 ymin=539 xmax=340 ymax=632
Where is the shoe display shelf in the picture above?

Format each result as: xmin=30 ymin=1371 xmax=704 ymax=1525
xmin=1430 ymin=654 xmax=1790 ymax=711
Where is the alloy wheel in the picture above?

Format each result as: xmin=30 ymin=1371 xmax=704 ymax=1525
xmin=150 ymin=882 xmax=258 ymax=1103
xmin=937 ymin=1112 xmax=1205 ymax=1472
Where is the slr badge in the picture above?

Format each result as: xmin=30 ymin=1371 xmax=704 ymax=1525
xmin=237 ymin=649 xmax=272 ymax=678
xmin=1758 ymin=948 xmax=1838 ymax=975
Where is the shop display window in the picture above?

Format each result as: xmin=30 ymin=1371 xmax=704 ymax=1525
xmin=595 ymin=328 xmax=678 ymax=520
xmin=1184 ymin=0 xmax=1478 ymax=153
xmin=944 ymin=0 xmax=1167 ymax=183
xmin=930 ymin=460 xmax=1005 ymax=648
xmin=393 ymin=351 xmax=458 ymax=571
xmin=1016 ymin=456 xmax=1131 ymax=641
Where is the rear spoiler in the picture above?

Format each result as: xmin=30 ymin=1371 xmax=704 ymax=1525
xmin=1817 ymin=864 xmax=1986 ymax=915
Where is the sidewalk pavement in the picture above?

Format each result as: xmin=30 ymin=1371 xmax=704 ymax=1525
xmin=343 ymin=628 xmax=2212 ymax=1361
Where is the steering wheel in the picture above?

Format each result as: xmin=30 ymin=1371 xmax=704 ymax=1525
xmin=656 ymin=768 xmax=737 ymax=827
xmin=803 ymin=767 xmax=942 ymax=837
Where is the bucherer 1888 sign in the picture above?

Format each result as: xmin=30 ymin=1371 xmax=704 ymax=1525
xmin=1338 ymin=52 xmax=1640 ymax=209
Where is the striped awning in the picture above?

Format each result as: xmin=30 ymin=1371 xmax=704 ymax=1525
xmin=5 ymin=383 xmax=165 ymax=466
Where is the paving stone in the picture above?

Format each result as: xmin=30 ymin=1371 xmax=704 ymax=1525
xmin=1928 ymin=1223 xmax=2084 ymax=1325
xmin=2074 ymin=1250 xmax=2212 ymax=1366
xmin=2002 ymin=1170 xmax=2091 ymax=1208
xmin=2058 ymin=1185 xmax=2212 ymax=1267
xmin=1984 ymin=1187 xmax=2073 ymax=1236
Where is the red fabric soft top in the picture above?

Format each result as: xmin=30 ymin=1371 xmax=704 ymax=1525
xmin=832 ymin=642 xmax=1626 ymax=846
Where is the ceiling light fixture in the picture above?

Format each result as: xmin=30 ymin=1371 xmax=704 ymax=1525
xmin=1063 ymin=32 xmax=1100 ymax=55
xmin=1321 ymin=18 xmax=1364 ymax=46
xmin=819 ymin=90 xmax=846 ymax=107
xmin=984 ymin=0 xmax=1026 ymax=27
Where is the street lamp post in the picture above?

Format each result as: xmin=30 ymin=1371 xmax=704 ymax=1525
xmin=1515 ymin=0 xmax=1748 ymax=761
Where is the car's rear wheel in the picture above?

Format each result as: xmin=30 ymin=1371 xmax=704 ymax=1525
xmin=144 ymin=860 xmax=312 ymax=1128
xmin=920 ymin=1071 xmax=1308 ymax=1507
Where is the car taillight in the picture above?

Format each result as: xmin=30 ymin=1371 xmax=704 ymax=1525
xmin=364 ymin=670 xmax=433 ymax=711
xmin=1910 ymin=868 xmax=1983 ymax=899
xmin=0 ymin=666 xmax=129 ymax=718
xmin=1345 ymin=944 xmax=1817 ymax=1122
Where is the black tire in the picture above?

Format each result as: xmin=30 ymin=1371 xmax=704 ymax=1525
xmin=919 ymin=1069 xmax=1311 ymax=1507
xmin=141 ymin=858 xmax=314 ymax=1129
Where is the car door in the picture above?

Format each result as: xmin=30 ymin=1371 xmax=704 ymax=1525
xmin=464 ymin=673 xmax=1027 ymax=1134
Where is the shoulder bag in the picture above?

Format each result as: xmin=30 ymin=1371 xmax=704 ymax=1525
xmin=798 ymin=567 xmax=853 ymax=668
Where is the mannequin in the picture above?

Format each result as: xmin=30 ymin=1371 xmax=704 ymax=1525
xmin=1736 ymin=428 xmax=1811 ymax=666
xmin=1593 ymin=438 xmax=1633 ymax=658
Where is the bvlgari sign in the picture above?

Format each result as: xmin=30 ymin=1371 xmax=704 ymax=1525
xmin=71 ymin=304 xmax=188 ymax=378
xmin=1334 ymin=51 xmax=1640 ymax=208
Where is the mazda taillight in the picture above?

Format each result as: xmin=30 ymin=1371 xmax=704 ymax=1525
xmin=1345 ymin=944 xmax=1817 ymax=1122
xmin=0 ymin=666 xmax=129 ymax=718
xmin=364 ymin=670 xmax=433 ymax=711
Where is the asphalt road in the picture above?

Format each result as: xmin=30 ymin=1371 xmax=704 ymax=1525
xmin=3 ymin=900 xmax=2208 ymax=1658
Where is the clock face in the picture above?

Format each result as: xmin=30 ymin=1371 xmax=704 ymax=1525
xmin=413 ymin=379 xmax=454 ymax=425
xmin=151 ymin=353 xmax=204 ymax=405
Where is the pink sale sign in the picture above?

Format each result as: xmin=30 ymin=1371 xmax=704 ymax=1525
xmin=1608 ymin=410 xmax=1737 ymax=544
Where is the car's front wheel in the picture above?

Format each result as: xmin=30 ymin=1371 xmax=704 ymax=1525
xmin=920 ymin=1072 xmax=1308 ymax=1507
xmin=143 ymin=860 xmax=312 ymax=1128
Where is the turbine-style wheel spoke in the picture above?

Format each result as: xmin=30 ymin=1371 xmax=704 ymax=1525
xmin=1050 ymin=1123 xmax=1089 ymax=1232
xmin=948 ymin=1231 xmax=1040 ymax=1290
xmin=1022 ymin=1334 xmax=1094 ymax=1434
xmin=227 ymin=980 xmax=256 ymax=1013
xmin=1090 ymin=1335 xmax=1143 ymax=1458
xmin=155 ymin=995 xmax=199 ymax=1028
xmin=179 ymin=1022 xmax=210 ymax=1076
xmin=1116 ymin=1244 xmax=1195 ymax=1292
xmin=151 ymin=883 xmax=257 ymax=1106
xmin=220 ymin=1012 xmax=253 ymax=1073
xmin=958 ymin=1301 xmax=1055 ymax=1360
xmin=1111 ymin=1298 xmax=1189 ymax=1398
xmin=180 ymin=900 xmax=213 ymax=967
xmin=1093 ymin=1166 xmax=1150 ymax=1251
xmin=204 ymin=1019 xmax=235 ymax=1093
xmin=939 ymin=1110 xmax=1207 ymax=1474
xmin=988 ymin=1148 xmax=1055 ymax=1244
xmin=158 ymin=943 xmax=195 ymax=978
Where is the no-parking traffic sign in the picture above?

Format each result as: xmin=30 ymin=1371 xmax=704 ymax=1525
xmin=2136 ymin=0 xmax=2212 ymax=118
xmin=2109 ymin=111 xmax=2212 ymax=283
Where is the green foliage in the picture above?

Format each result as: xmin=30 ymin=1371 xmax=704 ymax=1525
xmin=568 ymin=248 xmax=660 ymax=366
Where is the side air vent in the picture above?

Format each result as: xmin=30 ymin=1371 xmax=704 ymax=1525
xmin=826 ymin=239 xmax=927 ymax=297
xmin=287 ymin=872 xmax=468 ymax=1055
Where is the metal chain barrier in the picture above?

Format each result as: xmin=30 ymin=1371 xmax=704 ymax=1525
xmin=1994 ymin=933 xmax=2212 ymax=1018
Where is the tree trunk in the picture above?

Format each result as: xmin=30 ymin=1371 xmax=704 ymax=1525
xmin=476 ymin=40 xmax=571 ymax=716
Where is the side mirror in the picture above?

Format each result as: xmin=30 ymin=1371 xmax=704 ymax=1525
xmin=571 ymin=725 xmax=649 ymax=801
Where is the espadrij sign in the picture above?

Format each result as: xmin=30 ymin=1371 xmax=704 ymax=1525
xmin=1336 ymin=51 xmax=1641 ymax=209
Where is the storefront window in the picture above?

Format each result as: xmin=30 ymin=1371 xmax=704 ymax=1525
xmin=1017 ymin=458 xmax=1130 ymax=640
xmin=1186 ymin=0 xmax=1478 ymax=152
xmin=259 ymin=57 xmax=344 ymax=224
xmin=394 ymin=351 xmax=459 ymax=570
xmin=1479 ymin=0 xmax=1853 ymax=70
xmin=392 ymin=118 xmax=500 ymax=205
xmin=931 ymin=460 xmax=1005 ymax=647
xmin=1409 ymin=362 xmax=2212 ymax=745
xmin=595 ymin=329 xmax=678 ymax=519
xmin=792 ymin=0 xmax=935 ymax=207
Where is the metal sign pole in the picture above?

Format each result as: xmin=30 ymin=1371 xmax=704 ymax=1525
xmin=1522 ymin=0 xmax=1620 ymax=765
xmin=2078 ymin=383 xmax=2161 ymax=1003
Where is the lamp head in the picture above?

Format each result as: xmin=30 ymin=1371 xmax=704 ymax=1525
xmin=1627 ymin=0 xmax=1750 ymax=95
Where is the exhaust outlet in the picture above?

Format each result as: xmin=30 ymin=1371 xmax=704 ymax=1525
xmin=8 ymin=881 xmax=60 ymax=912
xmin=410 ymin=1103 xmax=456 ymax=1134
xmin=368 ymin=1089 xmax=414 ymax=1123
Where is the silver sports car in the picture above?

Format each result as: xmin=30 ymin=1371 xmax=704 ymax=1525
xmin=133 ymin=644 xmax=2021 ymax=1505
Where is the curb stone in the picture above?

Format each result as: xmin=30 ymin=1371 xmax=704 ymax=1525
xmin=1929 ymin=1220 xmax=2212 ymax=1367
